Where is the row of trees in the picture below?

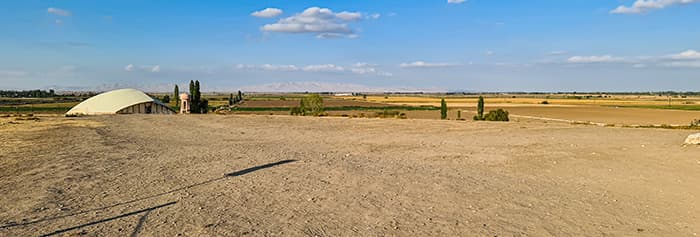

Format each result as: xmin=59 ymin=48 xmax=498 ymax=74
xmin=229 ymin=91 xmax=243 ymax=106
xmin=440 ymin=96 xmax=509 ymax=121
xmin=0 ymin=89 xmax=56 ymax=98
xmin=188 ymin=80 xmax=208 ymax=113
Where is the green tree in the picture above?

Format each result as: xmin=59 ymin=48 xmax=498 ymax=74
xmin=475 ymin=96 xmax=485 ymax=120
xmin=193 ymin=80 xmax=202 ymax=113
xmin=237 ymin=90 xmax=243 ymax=102
xmin=188 ymin=80 xmax=195 ymax=113
xmin=194 ymin=80 xmax=201 ymax=103
xmin=162 ymin=95 xmax=170 ymax=103
xmin=199 ymin=99 xmax=209 ymax=114
xmin=440 ymin=98 xmax=447 ymax=120
xmin=303 ymin=94 xmax=324 ymax=116
xmin=174 ymin=85 xmax=179 ymax=105
xmin=229 ymin=93 xmax=234 ymax=106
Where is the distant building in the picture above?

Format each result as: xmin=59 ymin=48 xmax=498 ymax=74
xmin=179 ymin=93 xmax=190 ymax=114
xmin=66 ymin=88 xmax=175 ymax=116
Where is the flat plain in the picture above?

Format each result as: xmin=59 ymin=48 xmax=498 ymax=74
xmin=1 ymin=114 xmax=699 ymax=236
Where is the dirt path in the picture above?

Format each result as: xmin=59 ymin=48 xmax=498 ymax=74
xmin=0 ymin=115 xmax=698 ymax=236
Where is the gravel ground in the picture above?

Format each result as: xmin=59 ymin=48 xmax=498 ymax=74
xmin=0 ymin=115 xmax=699 ymax=236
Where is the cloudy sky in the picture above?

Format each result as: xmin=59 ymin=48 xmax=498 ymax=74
xmin=1 ymin=0 xmax=699 ymax=92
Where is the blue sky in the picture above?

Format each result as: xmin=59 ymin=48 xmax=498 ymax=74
xmin=0 ymin=0 xmax=699 ymax=92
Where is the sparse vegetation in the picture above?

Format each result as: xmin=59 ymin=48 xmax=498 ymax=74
xmin=375 ymin=110 xmax=407 ymax=119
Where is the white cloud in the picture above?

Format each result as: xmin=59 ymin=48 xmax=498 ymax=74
xmin=240 ymin=81 xmax=432 ymax=93
xmin=335 ymin=11 xmax=363 ymax=21
xmin=662 ymin=61 xmax=700 ymax=68
xmin=485 ymin=50 xmax=494 ymax=56
xmin=667 ymin=50 xmax=700 ymax=60
xmin=316 ymin=33 xmax=344 ymax=39
xmin=125 ymin=64 xmax=160 ymax=73
xmin=611 ymin=0 xmax=699 ymax=14
xmin=302 ymin=64 xmax=345 ymax=72
xmin=632 ymin=64 xmax=648 ymax=68
xmin=367 ymin=13 xmax=381 ymax=20
xmin=235 ymin=62 xmax=391 ymax=76
xmin=47 ymin=7 xmax=71 ymax=17
xmin=549 ymin=51 xmax=568 ymax=56
xmin=400 ymin=61 xmax=459 ymax=68
xmin=251 ymin=8 xmax=283 ymax=18
xmin=448 ymin=0 xmax=467 ymax=4
xmin=567 ymin=55 xmax=625 ymax=63
xmin=236 ymin=64 xmax=300 ymax=71
xmin=261 ymin=7 xmax=364 ymax=39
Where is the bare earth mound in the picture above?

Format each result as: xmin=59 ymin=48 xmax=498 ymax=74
xmin=0 ymin=115 xmax=698 ymax=236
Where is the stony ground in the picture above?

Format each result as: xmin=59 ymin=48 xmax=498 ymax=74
xmin=0 ymin=115 xmax=699 ymax=236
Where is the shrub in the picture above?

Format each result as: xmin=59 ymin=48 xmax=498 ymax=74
xmin=457 ymin=110 xmax=462 ymax=120
xmin=541 ymin=100 xmax=549 ymax=104
xmin=162 ymin=95 xmax=170 ymax=103
xmin=483 ymin=109 xmax=509 ymax=122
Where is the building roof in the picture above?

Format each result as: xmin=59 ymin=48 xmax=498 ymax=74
xmin=66 ymin=88 xmax=171 ymax=115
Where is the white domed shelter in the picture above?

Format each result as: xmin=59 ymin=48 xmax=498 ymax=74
xmin=66 ymin=88 xmax=175 ymax=115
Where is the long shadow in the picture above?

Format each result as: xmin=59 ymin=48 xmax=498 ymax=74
xmin=2 ymin=159 xmax=297 ymax=229
xmin=39 ymin=202 xmax=176 ymax=237
xmin=226 ymin=159 xmax=297 ymax=177
xmin=129 ymin=210 xmax=151 ymax=237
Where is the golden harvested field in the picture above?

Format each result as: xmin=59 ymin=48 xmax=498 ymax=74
xmin=1 ymin=115 xmax=699 ymax=236
xmin=237 ymin=98 xmax=394 ymax=108
xmin=340 ymin=95 xmax=700 ymax=107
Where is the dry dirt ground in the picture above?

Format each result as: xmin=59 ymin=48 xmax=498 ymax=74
xmin=1 ymin=115 xmax=699 ymax=236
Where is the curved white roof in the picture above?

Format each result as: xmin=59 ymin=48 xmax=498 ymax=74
xmin=66 ymin=88 xmax=171 ymax=115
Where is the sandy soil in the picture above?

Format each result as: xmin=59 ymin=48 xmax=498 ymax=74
xmin=1 ymin=115 xmax=699 ymax=236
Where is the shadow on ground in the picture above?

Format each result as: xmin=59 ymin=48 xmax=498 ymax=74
xmin=2 ymin=160 xmax=298 ymax=236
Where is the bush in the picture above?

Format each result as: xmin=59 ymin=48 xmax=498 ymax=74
xmin=162 ymin=95 xmax=170 ymax=103
xmin=691 ymin=119 xmax=700 ymax=127
xmin=483 ymin=109 xmax=509 ymax=122
xmin=541 ymin=100 xmax=549 ymax=104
